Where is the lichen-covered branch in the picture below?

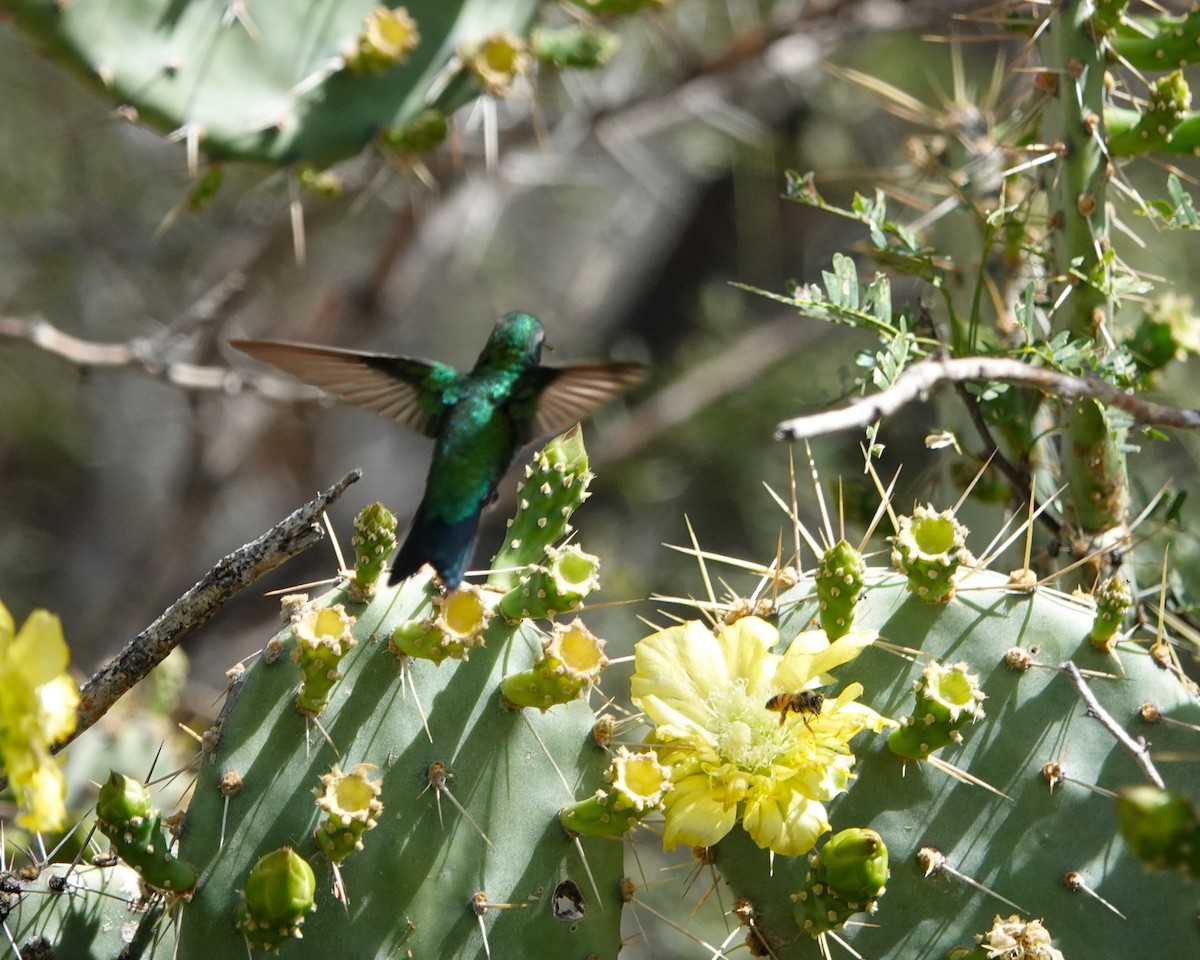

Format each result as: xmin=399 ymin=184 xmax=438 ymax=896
xmin=60 ymin=470 xmax=360 ymax=751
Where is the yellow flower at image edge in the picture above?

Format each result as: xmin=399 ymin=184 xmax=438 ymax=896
xmin=0 ymin=601 xmax=78 ymax=832
xmin=631 ymin=616 xmax=892 ymax=857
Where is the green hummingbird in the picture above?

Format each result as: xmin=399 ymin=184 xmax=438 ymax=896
xmin=232 ymin=311 xmax=644 ymax=588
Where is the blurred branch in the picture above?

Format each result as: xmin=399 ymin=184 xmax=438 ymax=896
xmin=0 ymin=311 xmax=322 ymax=400
xmin=56 ymin=470 xmax=360 ymax=753
xmin=775 ymin=357 xmax=1200 ymax=441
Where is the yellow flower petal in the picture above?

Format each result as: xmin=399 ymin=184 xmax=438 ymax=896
xmin=715 ymin=617 xmax=777 ymax=694
xmin=660 ymin=773 xmax=737 ymax=850
xmin=743 ymin=785 xmax=830 ymax=856
xmin=774 ymin=629 xmax=875 ymax=690
xmin=10 ymin=610 xmax=70 ymax=686
xmin=13 ymin=762 xmax=68 ymax=833
xmin=632 ymin=621 xmax=728 ymax=729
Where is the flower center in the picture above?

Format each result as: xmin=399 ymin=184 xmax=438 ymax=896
xmin=707 ymin=679 xmax=799 ymax=772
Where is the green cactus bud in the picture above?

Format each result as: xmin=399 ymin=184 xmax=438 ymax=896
xmin=817 ymin=827 xmax=890 ymax=903
xmin=1109 ymin=70 xmax=1192 ymax=156
xmin=890 ymin=505 xmax=973 ymax=603
xmin=816 ymin=539 xmax=866 ymax=638
xmin=350 ymin=501 xmax=399 ymax=596
xmin=793 ymin=828 xmax=889 ymax=935
xmin=888 ymin=661 xmax=986 ymax=760
xmin=461 ymin=32 xmax=528 ymax=96
xmin=500 ymin=619 xmax=607 ymax=710
xmin=344 ymin=6 xmax=421 ymax=74
xmin=96 ymin=770 xmax=151 ymax=824
xmin=530 ymin=26 xmax=620 ymax=69
xmin=559 ymin=747 xmax=670 ymax=837
xmin=489 ymin=426 xmax=593 ymax=592
xmin=235 ymin=847 xmax=317 ymax=952
xmin=1117 ymin=785 xmax=1199 ymax=875
xmin=1087 ymin=576 xmax=1131 ymax=649
xmin=292 ymin=604 xmax=357 ymax=715
xmin=388 ymin=584 xmax=496 ymax=664
xmin=498 ymin=544 xmax=601 ymax=620
xmin=96 ymin=772 xmax=198 ymax=896
xmin=314 ymin=763 xmax=383 ymax=863
xmin=382 ymin=109 xmax=449 ymax=155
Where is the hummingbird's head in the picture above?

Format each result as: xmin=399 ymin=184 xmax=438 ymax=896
xmin=480 ymin=311 xmax=545 ymax=369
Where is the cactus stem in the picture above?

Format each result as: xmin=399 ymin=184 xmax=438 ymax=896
xmin=916 ymin=847 xmax=1027 ymax=914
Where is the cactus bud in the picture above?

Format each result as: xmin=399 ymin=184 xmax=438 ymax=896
xmin=1087 ymin=576 xmax=1131 ymax=649
xmin=315 ymin=763 xmax=383 ymax=863
xmin=292 ymin=604 xmax=357 ymax=715
xmin=498 ymin=545 xmax=601 ymax=620
xmin=530 ymin=26 xmax=620 ymax=69
xmin=96 ymin=772 xmax=198 ymax=896
xmin=345 ymin=6 xmax=421 ymax=74
xmin=888 ymin=661 xmax=986 ymax=760
xmin=350 ymin=502 xmax=398 ymax=596
xmin=793 ymin=828 xmax=889 ymax=935
xmin=891 ymin=506 xmax=973 ymax=603
xmin=501 ymin=619 xmax=607 ymax=710
xmin=461 ymin=32 xmax=528 ymax=96
xmin=816 ymin=540 xmax=866 ymax=638
xmin=489 ymin=427 xmax=593 ymax=592
xmin=235 ymin=848 xmax=317 ymax=951
xmin=559 ymin=747 xmax=670 ymax=837
xmin=1117 ymin=785 xmax=1200 ymax=876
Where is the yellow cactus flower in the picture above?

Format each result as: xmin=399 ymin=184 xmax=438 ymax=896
xmin=631 ymin=616 xmax=891 ymax=857
xmin=0 ymin=602 xmax=78 ymax=832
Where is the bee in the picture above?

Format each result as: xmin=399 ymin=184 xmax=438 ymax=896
xmin=764 ymin=690 xmax=824 ymax=729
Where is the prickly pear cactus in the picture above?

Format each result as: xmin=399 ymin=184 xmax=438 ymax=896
xmin=171 ymin=438 xmax=621 ymax=958
xmin=3 ymin=1 xmax=537 ymax=167
xmin=634 ymin=501 xmax=1200 ymax=959
xmin=5 ymin=431 xmax=624 ymax=959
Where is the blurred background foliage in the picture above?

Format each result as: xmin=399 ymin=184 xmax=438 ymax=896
xmin=3 ymin=0 xmax=1199 ymax=717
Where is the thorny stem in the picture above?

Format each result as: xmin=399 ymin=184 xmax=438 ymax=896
xmin=1061 ymin=661 xmax=1164 ymax=789
xmin=1041 ymin=0 xmax=1128 ymax=536
xmin=57 ymin=470 xmax=361 ymax=753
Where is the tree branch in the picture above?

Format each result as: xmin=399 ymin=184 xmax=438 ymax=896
xmin=775 ymin=356 xmax=1200 ymax=441
xmin=57 ymin=470 xmax=361 ymax=752
xmin=0 ymin=312 xmax=324 ymax=401
xmin=1061 ymin=660 xmax=1165 ymax=789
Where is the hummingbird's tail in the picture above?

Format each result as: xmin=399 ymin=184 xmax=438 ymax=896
xmin=388 ymin=501 xmax=481 ymax=590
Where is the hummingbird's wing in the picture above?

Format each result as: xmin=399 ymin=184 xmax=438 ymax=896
xmin=527 ymin=362 xmax=646 ymax=439
xmin=231 ymin=340 xmax=465 ymax=438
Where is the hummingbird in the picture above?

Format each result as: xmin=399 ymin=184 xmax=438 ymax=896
xmin=232 ymin=311 xmax=644 ymax=589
